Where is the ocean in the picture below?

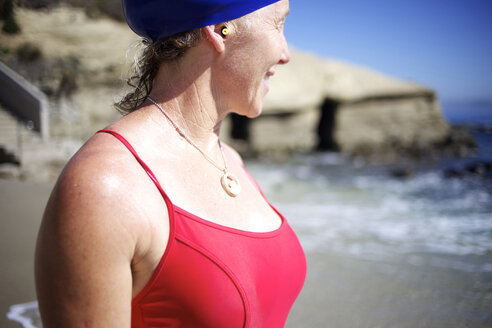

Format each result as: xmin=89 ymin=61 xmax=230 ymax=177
xmin=7 ymin=104 xmax=492 ymax=327
xmin=252 ymin=103 xmax=492 ymax=327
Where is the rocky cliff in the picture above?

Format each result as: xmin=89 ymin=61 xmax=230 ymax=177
xmin=227 ymin=50 xmax=463 ymax=161
xmin=1 ymin=5 xmax=471 ymax=163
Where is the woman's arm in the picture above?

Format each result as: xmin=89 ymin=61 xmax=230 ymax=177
xmin=35 ymin=153 xmax=142 ymax=327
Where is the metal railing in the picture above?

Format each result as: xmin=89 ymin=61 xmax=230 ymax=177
xmin=0 ymin=61 xmax=49 ymax=140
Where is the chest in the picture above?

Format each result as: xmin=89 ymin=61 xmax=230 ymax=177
xmin=150 ymin=156 xmax=283 ymax=233
xmin=132 ymin=211 xmax=307 ymax=328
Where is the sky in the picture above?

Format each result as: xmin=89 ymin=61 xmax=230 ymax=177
xmin=284 ymin=0 xmax=492 ymax=104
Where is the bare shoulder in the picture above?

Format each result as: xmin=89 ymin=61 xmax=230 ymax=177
xmin=41 ymin=131 xmax=169 ymax=266
xmin=35 ymin=132 xmax=168 ymax=326
xmin=49 ymin=132 xmax=159 ymax=235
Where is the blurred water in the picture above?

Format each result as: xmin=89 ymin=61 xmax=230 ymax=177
xmin=247 ymin=104 xmax=492 ymax=275
xmin=245 ymin=113 xmax=492 ymax=326
xmin=442 ymin=102 xmax=492 ymax=127
xmin=8 ymin=106 xmax=492 ymax=327
xmin=247 ymin=152 xmax=492 ymax=274
xmin=6 ymin=301 xmax=40 ymax=328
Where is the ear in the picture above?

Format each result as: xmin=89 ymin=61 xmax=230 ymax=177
xmin=203 ymin=25 xmax=226 ymax=54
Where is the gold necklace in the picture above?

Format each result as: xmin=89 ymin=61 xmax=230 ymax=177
xmin=148 ymin=96 xmax=241 ymax=197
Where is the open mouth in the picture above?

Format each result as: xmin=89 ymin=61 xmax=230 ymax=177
xmin=265 ymin=69 xmax=276 ymax=79
xmin=263 ymin=69 xmax=275 ymax=90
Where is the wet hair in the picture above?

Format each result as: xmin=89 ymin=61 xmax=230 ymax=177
xmin=114 ymin=29 xmax=202 ymax=114
xmin=114 ymin=13 xmax=260 ymax=114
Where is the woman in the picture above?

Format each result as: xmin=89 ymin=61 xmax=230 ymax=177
xmin=35 ymin=0 xmax=306 ymax=326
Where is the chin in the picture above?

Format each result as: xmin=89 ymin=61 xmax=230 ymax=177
xmin=245 ymin=101 xmax=264 ymax=119
xmin=248 ymin=91 xmax=269 ymax=118
xmin=232 ymin=108 xmax=261 ymax=119
xmin=231 ymin=88 xmax=266 ymax=118
xmin=231 ymin=99 xmax=264 ymax=119
xmin=246 ymin=108 xmax=263 ymax=119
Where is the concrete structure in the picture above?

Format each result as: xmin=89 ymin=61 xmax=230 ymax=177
xmin=0 ymin=61 xmax=49 ymax=140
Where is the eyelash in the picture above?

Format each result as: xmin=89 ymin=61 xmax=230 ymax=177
xmin=276 ymin=19 xmax=286 ymax=30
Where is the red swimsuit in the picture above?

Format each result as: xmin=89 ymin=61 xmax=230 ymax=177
xmin=99 ymin=129 xmax=306 ymax=328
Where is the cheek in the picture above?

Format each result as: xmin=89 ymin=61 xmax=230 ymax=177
xmin=228 ymin=57 xmax=260 ymax=88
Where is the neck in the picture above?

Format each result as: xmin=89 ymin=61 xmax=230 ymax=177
xmin=147 ymin=58 xmax=226 ymax=152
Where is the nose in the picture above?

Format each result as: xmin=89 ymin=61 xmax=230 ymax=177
xmin=278 ymin=36 xmax=290 ymax=65
xmin=279 ymin=48 xmax=290 ymax=65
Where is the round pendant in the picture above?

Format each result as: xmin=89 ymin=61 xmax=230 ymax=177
xmin=221 ymin=171 xmax=241 ymax=197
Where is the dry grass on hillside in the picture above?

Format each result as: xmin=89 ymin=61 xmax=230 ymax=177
xmin=0 ymin=5 xmax=139 ymax=136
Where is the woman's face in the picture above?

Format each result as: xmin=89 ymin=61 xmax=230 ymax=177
xmin=217 ymin=0 xmax=291 ymax=118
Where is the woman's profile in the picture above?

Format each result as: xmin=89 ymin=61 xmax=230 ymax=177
xmin=35 ymin=0 xmax=306 ymax=326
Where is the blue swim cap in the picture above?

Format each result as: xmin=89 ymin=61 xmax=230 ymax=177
xmin=123 ymin=0 xmax=280 ymax=43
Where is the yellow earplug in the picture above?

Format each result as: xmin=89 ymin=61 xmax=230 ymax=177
xmin=221 ymin=26 xmax=229 ymax=37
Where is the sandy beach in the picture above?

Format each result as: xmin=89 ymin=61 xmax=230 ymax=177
xmin=1 ymin=4 xmax=491 ymax=327
xmin=2 ymin=175 xmax=491 ymax=328
xmin=0 ymin=180 xmax=54 ymax=328
xmin=287 ymin=252 xmax=492 ymax=328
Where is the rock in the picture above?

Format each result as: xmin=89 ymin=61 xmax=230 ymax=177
xmin=440 ymin=125 xmax=477 ymax=158
xmin=443 ymin=160 xmax=492 ymax=179
xmin=225 ymin=50 xmax=465 ymax=162
xmin=389 ymin=167 xmax=415 ymax=179
xmin=0 ymin=146 xmax=20 ymax=165
xmin=1 ymin=5 xmax=473 ymax=162
xmin=0 ymin=163 xmax=20 ymax=179
xmin=0 ymin=5 xmax=136 ymax=140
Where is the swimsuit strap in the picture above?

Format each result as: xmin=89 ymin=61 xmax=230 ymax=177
xmin=97 ymin=129 xmax=171 ymax=203
xmin=97 ymin=129 xmax=266 ymax=203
